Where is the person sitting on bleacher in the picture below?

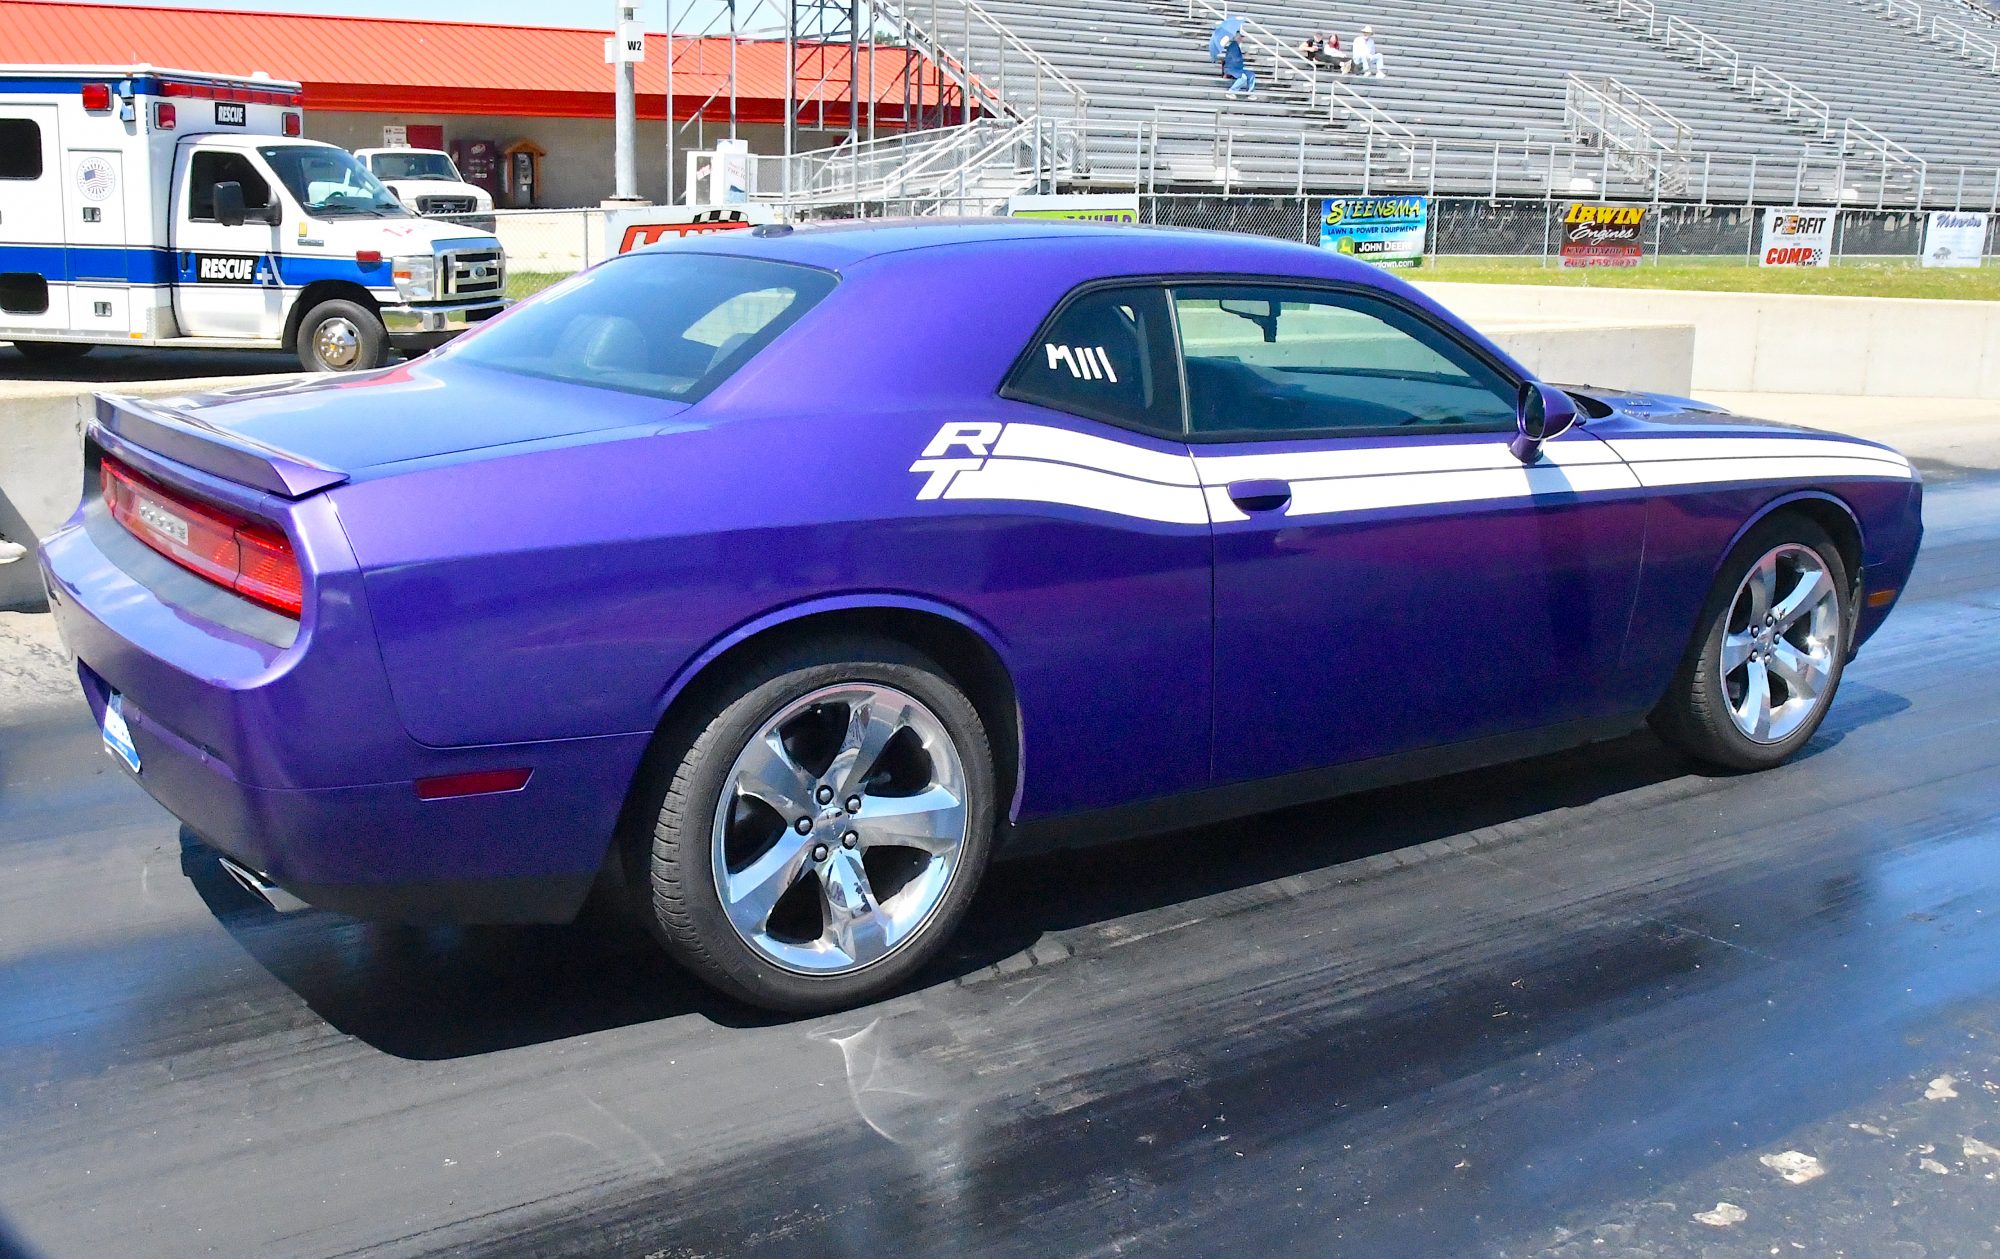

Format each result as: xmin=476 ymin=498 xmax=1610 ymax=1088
xmin=1220 ymin=33 xmax=1257 ymax=95
xmin=1353 ymin=25 xmax=1387 ymax=78
xmin=1301 ymin=32 xmax=1353 ymax=74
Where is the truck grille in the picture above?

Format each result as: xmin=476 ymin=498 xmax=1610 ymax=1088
xmin=417 ymin=196 xmax=477 ymax=215
xmin=441 ymin=249 xmax=504 ymax=299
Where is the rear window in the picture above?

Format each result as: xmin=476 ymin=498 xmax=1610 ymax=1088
xmin=449 ymin=253 xmax=837 ymax=402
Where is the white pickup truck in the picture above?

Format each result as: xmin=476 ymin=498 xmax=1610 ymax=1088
xmin=0 ymin=66 xmax=507 ymax=373
xmin=354 ymin=147 xmax=495 ymax=227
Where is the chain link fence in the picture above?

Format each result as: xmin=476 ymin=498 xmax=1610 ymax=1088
xmin=443 ymin=192 xmax=2000 ymax=294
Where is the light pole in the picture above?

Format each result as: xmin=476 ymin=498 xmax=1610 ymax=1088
xmin=606 ymin=0 xmax=648 ymax=205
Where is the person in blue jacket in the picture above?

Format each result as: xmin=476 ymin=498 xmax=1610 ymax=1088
xmin=1220 ymin=33 xmax=1256 ymax=94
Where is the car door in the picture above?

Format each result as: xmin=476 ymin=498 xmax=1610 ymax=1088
xmin=1175 ymin=282 xmax=1648 ymax=787
xmin=171 ymin=146 xmax=285 ymax=339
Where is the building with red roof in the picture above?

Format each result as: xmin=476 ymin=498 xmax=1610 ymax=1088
xmin=0 ymin=0 xmax=966 ymax=205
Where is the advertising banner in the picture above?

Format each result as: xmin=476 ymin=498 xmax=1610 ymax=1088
xmin=1005 ymin=193 xmax=1140 ymax=223
xmin=1319 ymin=196 xmax=1428 ymax=268
xmin=603 ymin=204 xmax=772 ymax=256
xmin=1558 ymin=202 xmax=1648 ymax=267
xmin=1921 ymin=210 xmax=1988 ymax=268
xmin=1759 ymin=208 xmax=1838 ymax=268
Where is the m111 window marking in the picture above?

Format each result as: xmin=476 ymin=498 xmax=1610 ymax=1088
xmin=1045 ymin=343 xmax=1118 ymax=383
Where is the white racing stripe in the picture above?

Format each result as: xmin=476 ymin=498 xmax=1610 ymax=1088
xmin=1630 ymin=455 xmax=1917 ymax=489
xmin=1194 ymin=436 xmax=1621 ymax=484
xmin=942 ymin=457 xmax=1211 ymax=525
xmin=991 ymin=422 xmax=1199 ymax=485
xmin=1608 ymin=435 xmax=1914 ymax=473
xmin=912 ymin=422 xmax=1916 ymax=526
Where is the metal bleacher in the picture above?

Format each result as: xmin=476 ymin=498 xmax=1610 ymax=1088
xmin=838 ymin=0 xmax=2000 ymax=209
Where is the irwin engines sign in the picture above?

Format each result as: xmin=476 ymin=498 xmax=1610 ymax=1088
xmin=1559 ymin=202 xmax=1648 ymax=267
xmin=1759 ymin=208 xmax=1838 ymax=268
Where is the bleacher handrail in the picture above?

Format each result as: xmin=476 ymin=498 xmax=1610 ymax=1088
xmin=1613 ymin=0 xmax=1659 ymax=34
xmin=1932 ymin=13 xmax=2000 ymax=68
xmin=1841 ymin=117 xmax=1927 ymax=181
xmin=1661 ymin=14 xmax=1742 ymax=84
xmin=1881 ymin=0 xmax=1924 ymax=24
xmin=1180 ymin=0 xmax=1418 ymax=158
xmin=1745 ymin=65 xmax=1833 ymax=138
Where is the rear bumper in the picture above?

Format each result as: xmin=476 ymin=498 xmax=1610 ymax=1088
xmin=39 ymin=455 xmax=648 ymax=924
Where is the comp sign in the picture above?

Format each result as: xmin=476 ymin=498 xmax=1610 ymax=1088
xmin=603 ymin=205 xmax=772 ymax=255
xmin=1760 ymin=208 xmax=1837 ymax=268
xmin=1559 ymin=202 xmax=1647 ymax=267
xmin=1320 ymin=196 xmax=1428 ymax=268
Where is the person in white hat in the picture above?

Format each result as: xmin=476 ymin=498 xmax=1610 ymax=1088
xmin=1353 ymin=25 xmax=1386 ymax=78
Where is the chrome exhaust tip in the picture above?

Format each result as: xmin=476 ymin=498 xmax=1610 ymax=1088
xmin=215 ymin=854 xmax=311 ymax=914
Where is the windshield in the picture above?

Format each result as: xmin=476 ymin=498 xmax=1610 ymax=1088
xmin=258 ymin=145 xmax=406 ymax=218
xmin=448 ymin=253 xmax=838 ymax=402
xmin=369 ymin=151 xmax=462 ymax=182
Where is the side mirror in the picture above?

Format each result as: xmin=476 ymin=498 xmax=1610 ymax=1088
xmin=1509 ymin=381 xmax=1580 ymax=464
xmin=212 ymin=180 xmax=247 ymax=228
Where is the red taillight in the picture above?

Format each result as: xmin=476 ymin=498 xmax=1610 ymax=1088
xmin=100 ymin=457 xmax=303 ymax=618
xmin=282 ymin=111 xmax=302 ymax=137
xmin=81 ymin=82 xmax=112 ymax=111
xmin=153 ymin=101 xmax=176 ymax=130
xmin=414 ymin=768 xmax=533 ymax=801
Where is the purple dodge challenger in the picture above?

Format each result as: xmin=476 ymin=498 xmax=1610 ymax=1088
xmin=40 ymin=221 xmax=1922 ymax=1011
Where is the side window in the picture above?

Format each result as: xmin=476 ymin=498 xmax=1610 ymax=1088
xmin=1002 ymin=286 xmax=1184 ymax=436
xmin=0 ymin=119 xmax=42 ymax=180
xmin=187 ymin=152 xmax=273 ymax=220
xmin=1173 ymin=285 xmax=1518 ymax=438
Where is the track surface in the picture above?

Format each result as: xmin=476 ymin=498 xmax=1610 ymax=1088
xmin=3 ymin=471 xmax=1999 ymax=1259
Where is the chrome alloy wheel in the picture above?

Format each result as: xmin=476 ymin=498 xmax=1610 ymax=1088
xmin=711 ymin=684 xmax=969 ymax=976
xmin=1720 ymin=543 xmax=1841 ymax=744
xmin=312 ymin=316 xmax=362 ymax=370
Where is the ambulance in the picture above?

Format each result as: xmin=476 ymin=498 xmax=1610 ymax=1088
xmin=0 ymin=66 xmax=508 ymax=372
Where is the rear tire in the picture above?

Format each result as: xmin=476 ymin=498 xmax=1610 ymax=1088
xmin=1649 ymin=515 xmax=1851 ymax=771
xmin=11 ymin=341 xmax=94 ymax=365
xmin=643 ymin=638 xmax=996 ymax=1014
xmin=296 ymin=299 xmax=388 ymax=373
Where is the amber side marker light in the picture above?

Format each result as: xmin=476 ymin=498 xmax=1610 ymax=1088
xmin=414 ymin=768 xmax=533 ymax=801
xmin=1866 ymin=589 xmax=1899 ymax=608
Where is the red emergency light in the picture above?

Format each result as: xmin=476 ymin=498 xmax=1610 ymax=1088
xmin=282 ymin=112 xmax=302 ymax=137
xmin=153 ymin=102 xmax=176 ymax=130
xmin=81 ymin=82 xmax=112 ymax=111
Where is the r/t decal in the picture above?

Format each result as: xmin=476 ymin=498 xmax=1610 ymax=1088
xmin=909 ymin=421 xmax=1000 ymax=499
xmin=1045 ymin=343 xmax=1118 ymax=383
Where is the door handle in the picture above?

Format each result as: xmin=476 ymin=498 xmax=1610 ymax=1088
xmin=1226 ymin=478 xmax=1292 ymax=514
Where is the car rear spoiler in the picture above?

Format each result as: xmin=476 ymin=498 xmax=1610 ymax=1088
xmin=93 ymin=393 xmax=348 ymax=499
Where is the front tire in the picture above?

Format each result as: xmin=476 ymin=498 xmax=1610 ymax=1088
xmin=295 ymin=299 xmax=388 ymax=373
xmin=644 ymin=639 xmax=996 ymax=1013
xmin=11 ymin=341 xmax=94 ymax=365
xmin=1650 ymin=515 xmax=1851 ymax=771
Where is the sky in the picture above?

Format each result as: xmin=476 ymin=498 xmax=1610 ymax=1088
xmin=77 ymin=0 xmax=755 ymax=33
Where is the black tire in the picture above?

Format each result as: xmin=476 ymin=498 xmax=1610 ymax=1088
xmin=295 ymin=299 xmax=388 ymax=373
xmin=642 ymin=638 xmax=996 ymax=1013
xmin=11 ymin=341 xmax=94 ymax=364
xmin=1649 ymin=515 xmax=1851 ymax=771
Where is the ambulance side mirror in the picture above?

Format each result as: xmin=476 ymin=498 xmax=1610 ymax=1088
xmin=213 ymin=181 xmax=248 ymax=228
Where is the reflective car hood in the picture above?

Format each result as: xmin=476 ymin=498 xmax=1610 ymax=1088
xmin=148 ymin=359 xmax=688 ymax=480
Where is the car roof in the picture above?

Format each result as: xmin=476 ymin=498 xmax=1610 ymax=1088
xmin=649 ymin=217 xmax=1387 ymax=284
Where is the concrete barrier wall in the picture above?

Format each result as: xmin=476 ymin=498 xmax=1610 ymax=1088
xmin=1483 ymin=321 xmax=1696 ymax=397
xmin=1417 ymin=282 xmax=2000 ymax=400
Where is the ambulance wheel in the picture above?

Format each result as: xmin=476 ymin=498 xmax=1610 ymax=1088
xmin=297 ymin=301 xmax=388 ymax=373
xmin=11 ymin=342 xmax=94 ymax=365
